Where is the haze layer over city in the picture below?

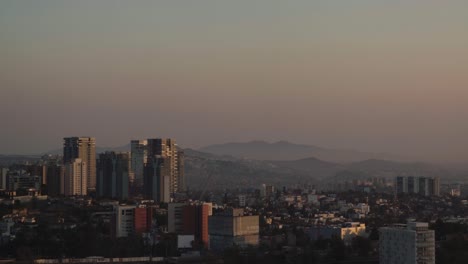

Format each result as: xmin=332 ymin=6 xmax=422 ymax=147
xmin=1 ymin=1 xmax=468 ymax=162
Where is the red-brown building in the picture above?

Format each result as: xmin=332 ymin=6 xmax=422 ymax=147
xmin=134 ymin=206 xmax=153 ymax=234
xmin=182 ymin=203 xmax=211 ymax=248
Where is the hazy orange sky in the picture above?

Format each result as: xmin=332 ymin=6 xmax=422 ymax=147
xmin=1 ymin=1 xmax=468 ymax=162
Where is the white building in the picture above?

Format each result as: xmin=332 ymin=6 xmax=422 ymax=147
xmin=115 ymin=205 xmax=136 ymax=238
xmin=64 ymin=158 xmax=87 ymax=196
xmin=379 ymin=222 xmax=435 ymax=264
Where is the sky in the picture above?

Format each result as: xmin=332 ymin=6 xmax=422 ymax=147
xmin=1 ymin=1 xmax=468 ymax=162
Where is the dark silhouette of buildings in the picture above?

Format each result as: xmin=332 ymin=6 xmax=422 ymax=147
xmin=97 ymin=152 xmax=130 ymax=200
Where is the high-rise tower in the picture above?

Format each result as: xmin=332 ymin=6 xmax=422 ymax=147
xmin=130 ymin=140 xmax=147 ymax=187
xmin=97 ymin=152 xmax=130 ymax=200
xmin=63 ymin=158 xmax=87 ymax=196
xmin=146 ymin=138 xmax=184 ymax=194
xmin=144 ymin=156 xmax=171 ymax=203
xmin=63 ymin=137 xmax=96 ymax=191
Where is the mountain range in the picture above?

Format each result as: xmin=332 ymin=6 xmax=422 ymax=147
xmin=199 ymin=140 xmax=409 ymax=163
xmin=184 ymin=149 xmax=462 ymax=190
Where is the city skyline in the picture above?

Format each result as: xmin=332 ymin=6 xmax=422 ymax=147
xmin=0 ymin=2 xmax=466 ymax=262
xmin=1 ymin=1 xmax=468 ymax=162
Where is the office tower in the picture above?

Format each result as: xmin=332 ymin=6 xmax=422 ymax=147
xmin=130 ymin=140 xmax=147 ymax=186
xmin=46 ymin=164 xmax=64 ymax=196
xmin=380 ymin=222 xmax=435 ymax=264
xmin=147 ymin=138 xmax=184 ymax=194
xmin=63 ymin=158 xmax=87 ymax=196
xmin=97 ymin=152 xmax=130 ymax=200
xmin=208 ymin=208 xmax=259 ymax=251
xmin=144 ymin=156 xmax=171 ymax=203
xmin=114 ymin=205 xmax=136 ymax=238
xmin=63 ymin=137 xmax=96 ymax=191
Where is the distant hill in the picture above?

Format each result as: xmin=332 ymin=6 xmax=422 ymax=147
xmin=184 ymin=149 xmax=323 ymax=190
xmin=199 ymin=140 xmax=408 ymax=163
xmin=184 ymin=151 xmax=462 ymax=190
xmin=270 ymin=157 xmax=344 ymax=177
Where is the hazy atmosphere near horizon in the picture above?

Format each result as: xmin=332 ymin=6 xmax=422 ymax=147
xmin=1 ymin=1 xmax=468 ymax=162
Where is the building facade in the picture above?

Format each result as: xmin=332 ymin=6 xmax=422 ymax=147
xmin=97 ymin=152 xmax=130 ymax=200
xmin=144 ymin=156 xmax=171 ymax=203
xmin=0 ymin=168 xmax=8 ymax=190
xmin=27 ymin=164 xmax=47 ymax=185
xmin=134 ymin=206 xmax=154 ymax=235
xmin=63 ymin=137 xmax=96 ymax=191
xmin=208 ymin=208 xmax=259 ymax=251
xmin=63 ymin=158 xmax=87 ymax=196
xmin=115 ymin=205 xmax=136 ymax=238
xmin=168 ymin=203 xmax=186 ymax=234
xmin=147 ymin=138 xmax=184 ymax=194
xmin=396 ymin=176 xmax=440 ymax=196
xmin=46 ymin=164 xmax=64 ymax=196
xmin=7 ymin=173 xmax=41 ymax=192
xmin=130 ymin=140 xmax=147 ymax=187
xmin=307 ymin=222 xmax=366 ymax=246
xmin=182 ymin=203 xmax=212 ymax=248
xmin=380 ymin=222 xmax=435 ymax=264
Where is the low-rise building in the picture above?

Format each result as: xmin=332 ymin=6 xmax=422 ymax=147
xmin=307 ymin=222 xmax=366 ymax=245
xmin=209 ymin=208 xmax=259 ymax=251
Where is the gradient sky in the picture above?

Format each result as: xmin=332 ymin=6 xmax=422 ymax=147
xmin=1 ymin=1 xmax=468 ymax=161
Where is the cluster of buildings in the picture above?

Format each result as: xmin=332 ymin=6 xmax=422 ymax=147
xmin=0 ymin=137 xmax=185 ymax=203
xmin=2 ymin=172 xmax=459 ymax=263
xmin=114 ymin=204 xmax=155 ymax=238
xmin=321 ymin=177 xmax=390 ymax=193
xmin=111 ymin=202 xmax=260 ymax=252
xmin=395 ymin=176 xmax=440 ymax=197
xmin=0 ymin=137 xmax=463 ymax=263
